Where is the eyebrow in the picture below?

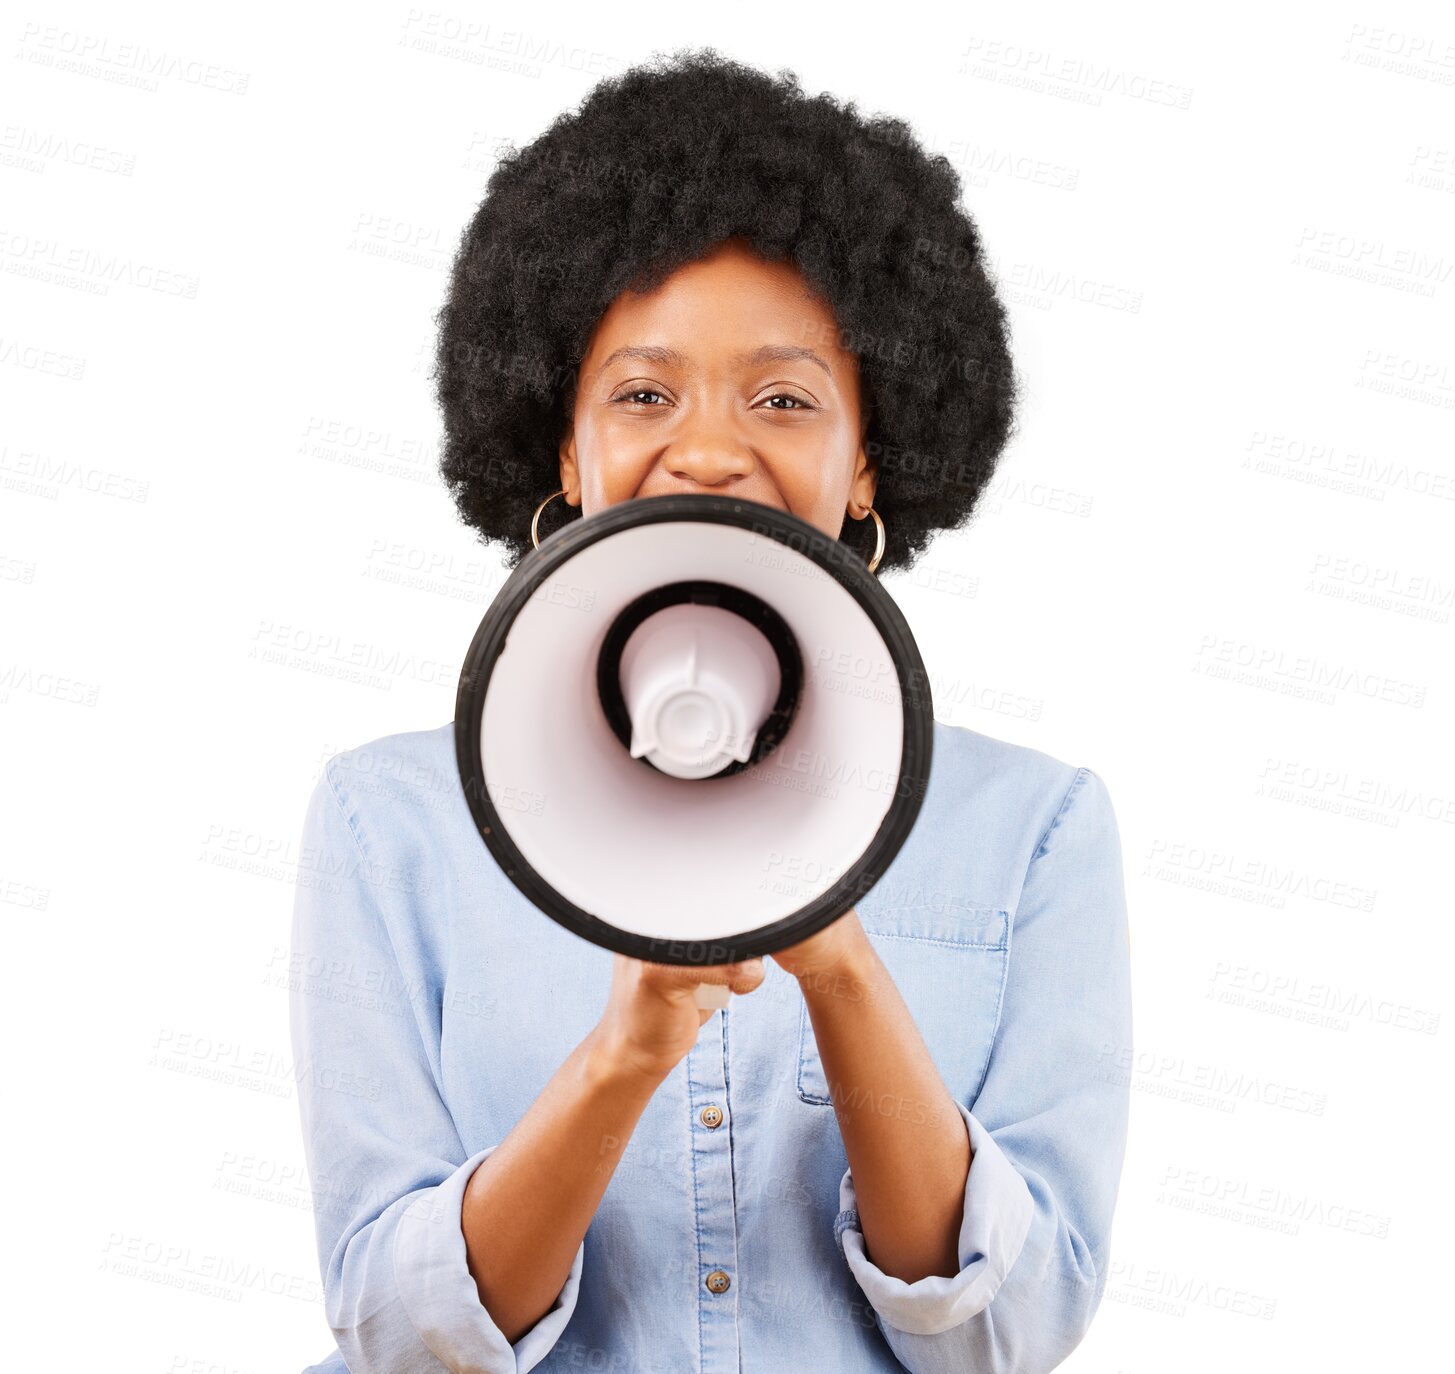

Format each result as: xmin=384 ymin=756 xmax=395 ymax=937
xmin=592 ymin=343 xmax=833 ymax=381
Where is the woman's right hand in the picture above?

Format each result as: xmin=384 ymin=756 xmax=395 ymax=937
xmin=594 ymin=952 xmax=766 ymax=1084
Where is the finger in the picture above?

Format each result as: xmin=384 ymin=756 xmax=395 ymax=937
xmin=726 ymin=958 xmax=766 ymax=993
xmin=688 ymin=959 xmax=768 ymax=996
xmin=642 ymin=959 xmax=764 ymax=996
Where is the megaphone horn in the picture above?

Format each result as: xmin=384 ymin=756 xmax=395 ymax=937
xmin=454 ymin=494 xmax=933 ymax=1011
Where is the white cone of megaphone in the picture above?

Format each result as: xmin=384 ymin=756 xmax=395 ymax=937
xmin=621 ymin=602 xmax=781 ymax=780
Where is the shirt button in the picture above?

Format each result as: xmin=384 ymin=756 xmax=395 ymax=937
xmin=699 ymin=1104 xmax=724 ymax=1129
xmin=705 ymin=1269 xmax=731 ymax=1294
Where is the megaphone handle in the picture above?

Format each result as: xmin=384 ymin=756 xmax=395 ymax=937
xmin=693 ymin=982 xmax=732 ymax=1011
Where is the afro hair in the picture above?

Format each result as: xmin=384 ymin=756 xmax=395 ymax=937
xmin=433 ymin=46 xmax=1020 ymax=576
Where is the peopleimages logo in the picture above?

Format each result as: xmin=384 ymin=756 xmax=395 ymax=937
xmin=1096 ymin=1043 xmax=1328 ymax=1118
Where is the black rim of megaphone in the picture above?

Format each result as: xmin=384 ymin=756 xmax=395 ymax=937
xmin=454 ymin=493 xmax=934 ymax=969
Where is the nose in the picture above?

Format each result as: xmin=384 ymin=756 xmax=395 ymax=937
xmin=663 ymin=423 xmax=757 ymax=491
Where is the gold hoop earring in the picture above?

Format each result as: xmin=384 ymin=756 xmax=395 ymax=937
xmin=531 ymin=489 xmax=568 ymax=549
xmin=864 ymin=504 xmax=886 ymax=575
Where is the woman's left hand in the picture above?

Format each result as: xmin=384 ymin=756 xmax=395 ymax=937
xmin=767 ymin=906 xmax=868 ymax=983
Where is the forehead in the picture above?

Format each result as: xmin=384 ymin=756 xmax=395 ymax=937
xmin=582 ymin=242 xmax=856 ymax=377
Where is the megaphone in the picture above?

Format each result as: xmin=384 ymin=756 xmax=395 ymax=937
xmin=454 ymin=494 xmax=933 ymax=1010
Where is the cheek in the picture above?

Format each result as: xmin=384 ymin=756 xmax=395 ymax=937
xmin=576 ymin=417 xmax=651 ymax=507
xmin=775 ymin=451 xmax=848 ymax=511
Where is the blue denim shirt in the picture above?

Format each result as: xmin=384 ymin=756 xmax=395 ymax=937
xmin=290 ymin=716 xmax=1132 ymax=1373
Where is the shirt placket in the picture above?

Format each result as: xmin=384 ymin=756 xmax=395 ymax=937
xmin=686 ymin=1005 xmax=740 ymax=1374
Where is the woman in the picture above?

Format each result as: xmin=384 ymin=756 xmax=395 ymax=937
xmin=291 ymin=48 xmax=1131 ymax=1374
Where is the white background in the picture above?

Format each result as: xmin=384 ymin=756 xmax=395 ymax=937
xmin=3 ymin=1 xmax=1451 ymax=1369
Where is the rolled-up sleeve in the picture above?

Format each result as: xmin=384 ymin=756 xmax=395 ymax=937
xmin=290 ymin=763 xmax=583 ymax=1372
xmin=833 ymin=766 xmax=1133 ymax=1373
xmin=835 ymin=1098 xmax=1033 ymax=1335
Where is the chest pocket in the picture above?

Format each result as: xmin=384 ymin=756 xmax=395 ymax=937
xmin=796 ymin=904 xmax=1009 ymax=1109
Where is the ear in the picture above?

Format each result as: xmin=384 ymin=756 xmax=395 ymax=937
xmin=557 ymin=424 xmax=582 ymax=507
xmin=846 ymin=433 xmax=878 ymax=520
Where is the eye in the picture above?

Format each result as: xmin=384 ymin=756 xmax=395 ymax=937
xmin=761 ymin=392 xmax=816 ymax=411
xmin=611 ymin=388 xmax=668 ymax=406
